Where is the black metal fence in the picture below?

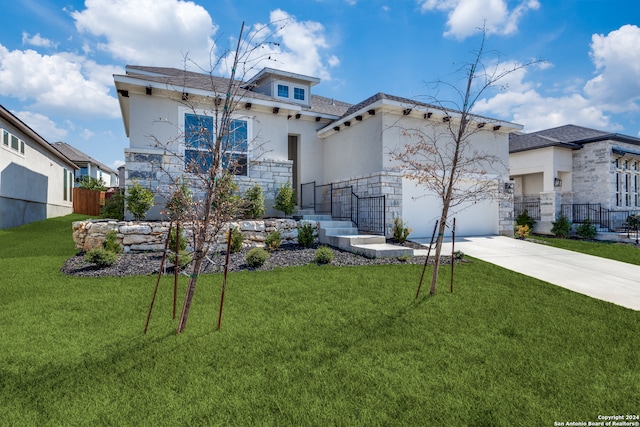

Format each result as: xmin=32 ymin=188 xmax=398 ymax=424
xmin=352 ymin=193 xmax=386 ymax=235
xmin=561 ymin=203 xmax=640 ymax=232
xmin=300 ymin=181 xmax=386 ymax=235
xmin=514 ymin=201 xmax=541 ymax=220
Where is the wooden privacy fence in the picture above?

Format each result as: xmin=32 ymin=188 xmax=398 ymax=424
xmin=73 ymin=188 xmax=105 ymax=216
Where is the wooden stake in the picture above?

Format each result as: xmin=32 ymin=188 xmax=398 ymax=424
xmin=144 ymin=220 xmax=173 ymax=334
xmin=416 ymin=220 xmax=438 ymax=299
xmin=450 ymin=218 xmax=456 ymax=293
xmin=173 ymin=221 xmax=180 ymax=319
xmin=217 ymin=228 xmax=233 ymax=331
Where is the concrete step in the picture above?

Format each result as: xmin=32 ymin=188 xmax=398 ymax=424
xmin=302 ymin=214 xmax=332 ymax=221
xmin=318 ymin=220 xmax=354 ymax=228
xmin=350 ymin=243 xmax=414 ymax=258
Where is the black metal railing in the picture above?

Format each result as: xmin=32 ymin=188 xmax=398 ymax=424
xmin=300 ymin=181 xmax=386 ymax=235
xmin=300 ymin=181 xmax=315 ymax=210
xmin=514 ymin=201 xmax=541 ymax=220
xmin=331 ymin=185 xmax=352 ymax=220
xmin=561 ymin=203 xmax=640 ymax=232
xmin=352 ymin=193 xmax=386 ymax=235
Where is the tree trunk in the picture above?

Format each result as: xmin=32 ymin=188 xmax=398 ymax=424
xmin=177 ymin=256 xmax=204 ymax=333
xmin=429 ymin=213 xmax=449 ymax=295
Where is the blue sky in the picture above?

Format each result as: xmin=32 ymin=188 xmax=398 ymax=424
xmin=1 ymin=0 xmax=638 ymax=170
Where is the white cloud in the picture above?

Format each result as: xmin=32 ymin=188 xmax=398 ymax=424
xmin=71 ymin=0 xmax=217 ymax=69
xmin=224 ymin=9 xmax=339 ymax=81
xmin=0 ymin=44 xmax=121 ymax=118
xmin=14 ymin=110 xmax=69 ymax=142
xmin=584 ymin=24 xmax=640 ymax=113
xmin=474 ymin=89 xmax=613 ymax=132
xmin=418 ymin=0 xmax=540 ymax=40
xmin=21 ymin=32 xmax=58 ymax=48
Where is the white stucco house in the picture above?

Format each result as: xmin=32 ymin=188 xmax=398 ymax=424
xmin=0 ymin=104 xmax=78 ymax=229
xmin=510 ymin=124 xmax=640 ymax=233
xmin=52 ymin=141 xmax=119 ymax=188
xmin=114 ymin=66 xmax=521 ymax=238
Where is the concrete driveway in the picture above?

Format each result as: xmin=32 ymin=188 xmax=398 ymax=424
xmin=414 ymin=236 xmax=640 ymax=311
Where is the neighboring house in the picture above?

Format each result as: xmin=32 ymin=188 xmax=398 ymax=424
xmin=0 ymin=104 xmax=78 ymax=229
xmin=52 ymin=141 xmax=119 ymax=188
xmin=114 ymin=66 xmax=520 ymax=238
xmin=510 ymin=124 xmax=640 ymax=233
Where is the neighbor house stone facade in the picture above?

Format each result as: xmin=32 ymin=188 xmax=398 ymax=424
xmin=510 ymin=125 xmax=640 ymax=233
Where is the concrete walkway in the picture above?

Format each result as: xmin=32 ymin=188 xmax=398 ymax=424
xmin=414 ymin=236 xmax=640 ymax=311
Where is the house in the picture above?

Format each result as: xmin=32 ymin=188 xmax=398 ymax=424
xmin=0 ymin=104 xmax=78 ymax=229
xmin=509 ymin=124 xmax=640 ymax=233
xmin=114 ymin=66 xmax=521 ymax=238
xmin=52 ymin=141 xmax=119 ymax=187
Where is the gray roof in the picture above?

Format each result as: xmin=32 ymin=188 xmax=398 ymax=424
xmin=122 ymin=66 xmax=351 ymax=117
xmin=52 ymin=142 xmax=115 ymax=174
xmin=510 ymin=124 xmax=640 ymax=153
xmin=0 ymin=104 xmax=77 ymax=170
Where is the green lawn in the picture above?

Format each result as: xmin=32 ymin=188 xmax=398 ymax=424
xmin=531 ymin=235 xmax=640 ymax=265
xmin=1 ymin=215 xmax=638 ymax=426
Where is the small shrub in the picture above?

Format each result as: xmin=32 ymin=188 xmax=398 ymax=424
xmin=515 ymin=209 xmax=536 ymax=230
xmin=514 ymin=224 xmax=530 ymax=239
xmin=212 ymin=173 xmax=242 ymax=218
xmin=243 ymin=185 xmax=266 ymax=219
xmin=166 ymin=182 xmax=192 ymax=220
xmin=274 ymin=182 xmax=296 ymax=216
xmin=454 ymin=250 xmax=465 ymax=260
xmin=126 ymin=180 xmax=155 ymax=220
xmin=392 ymin=216 xmax=411 ymax=243
xmin=102 ymin=230 xmax=122 ymax=254
xmin=551 ymin=214 xmax=572 ymax=238
xmin=100 ymin=190 xmax=124 ymax=220
xmin=297 ymin=222 xmax=316 ymax=248
xmin=229 ymin=227 xmax=244 ymax=253
xmin=84 ymin=248 xmax=118 ymax=268
xmin=265 ymin=230 xmax=282 ymax=251
xmin=246 ymin=247 xmax=269 ymax=268
xmin=168 ymin=228 xmax=192 ymax=268
xmin=315 ymin=246 xmax=334 ymax=265
xmin=169 ymin=250 xmax=192 ymax=269
xmin=397 ymin=254 xmax=411 ymax=262
xmin=78 ymin=176 xmax=107 ymax=191
xmin=576 ymin=218 xmax=597 ymax=239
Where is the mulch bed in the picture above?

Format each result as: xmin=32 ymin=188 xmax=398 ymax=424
xmin=60 ymin=240 xmax=449 ymax=277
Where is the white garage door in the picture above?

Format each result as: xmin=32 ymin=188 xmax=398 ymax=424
xmin=401 ymin=178 xmax=499 ymax=238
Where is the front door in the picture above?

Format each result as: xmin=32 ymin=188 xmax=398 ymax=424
xmin=288 ymin=135 xmax=299 ymax=204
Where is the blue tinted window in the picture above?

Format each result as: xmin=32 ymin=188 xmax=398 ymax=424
xmin=277 ymin=84 xmax=289 ymax=97
xmin=294 ymin=87 xmax=305 ymax=100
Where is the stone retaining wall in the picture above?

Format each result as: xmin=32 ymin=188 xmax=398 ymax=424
xmin=72 ymin=219 xmax=317 ymax=252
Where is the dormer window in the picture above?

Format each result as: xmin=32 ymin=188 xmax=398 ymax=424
xmin=294 ymin=87 xmax=305 ymax=101
xmin=277 ymin=84 xmax=289 ymax=98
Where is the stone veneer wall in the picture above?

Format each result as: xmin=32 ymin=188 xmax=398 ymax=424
xmin=73 ymin=218 xmax=316 ymax=252
xmin=124 ymin=148 xmax=293 ymax=219
xmin=499 ymin=181 xmax=515 ymax=237
xmin=322 ymin=171 xmax=403 ymax=237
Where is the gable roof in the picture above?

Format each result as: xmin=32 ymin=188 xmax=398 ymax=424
xmin=510 ymin=124 xmax=640 ymax=153
xmin=0 ymin=104 xmax=77 ymax=170
xmin=117 ymin=66 xmax=350 ymax=116
xmin=52 ymin=141 xmax=115 ymax=174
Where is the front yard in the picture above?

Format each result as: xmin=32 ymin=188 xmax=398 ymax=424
xmin=0 ymin=215 xmax=638 ymax=426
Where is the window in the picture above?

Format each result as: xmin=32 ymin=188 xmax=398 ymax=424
xmin=184 ymin=113 xmax=248 ymax=176
xmin=277 ymin=84 xmax=289 ymax=98
xmin=2 ymin=129 xmax=25 ymax=156
xmin=63 ymin=168 xmax=68 ymax=201
xmin=294 ymin=87 xmax=305 ymax=101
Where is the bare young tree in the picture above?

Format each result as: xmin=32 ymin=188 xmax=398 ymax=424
xmin=391 ymin=28 xmax=542 ymax=296
xmin=143 ymin=21 xmax=284 ymax=333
